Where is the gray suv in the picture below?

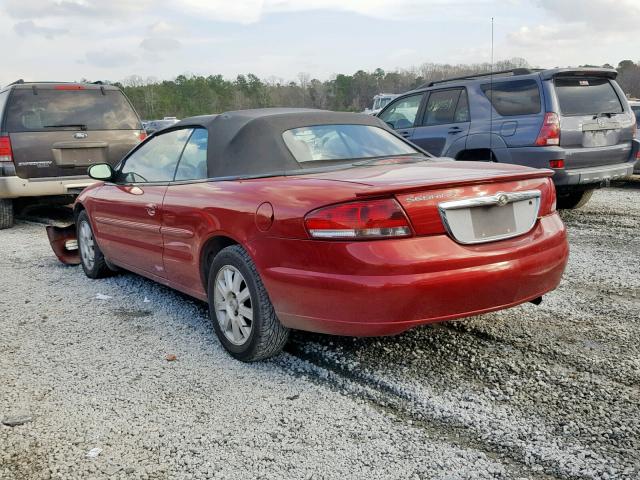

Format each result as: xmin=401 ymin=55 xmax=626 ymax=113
xmin=0 ymin=80 xmax=145 ymax=228
xmin=378 ymin=68 xmax=639 ymax=209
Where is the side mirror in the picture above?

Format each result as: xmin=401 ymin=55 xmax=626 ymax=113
xmin=88 ymin=163 xmax=115 ymax=181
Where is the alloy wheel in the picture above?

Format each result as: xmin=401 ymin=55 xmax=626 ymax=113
xmin=213 ymin=265 xmax=253 ymax=346
xmin=79 ymin=220 xmax=95 ymax=270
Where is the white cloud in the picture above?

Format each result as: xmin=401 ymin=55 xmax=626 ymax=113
xmin=13 ymin=20 xmax=67 ymax=38
xmin=140 ymin=37 xmax=182 ymax=52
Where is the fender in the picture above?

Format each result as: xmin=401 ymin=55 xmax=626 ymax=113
xmin=46 ymin=224 xmax=80 ymax=265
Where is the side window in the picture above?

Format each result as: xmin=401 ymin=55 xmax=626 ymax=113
xmin=454 ymin=89 xmax=470 ymax=122
xmin=422 ymin=89 xmax=464 ymax=126
xmin=0 ymin=91 xmax=8 ymax=126
xmin=480 ymin=79 xmax=541 ymax=116
xmin=174 ymin=128 xmax=208 ymax=181
xmin=379 ymin=93 xmax=424 ymax=129
xmin=119 ymin=128 xmax=192 ymax=183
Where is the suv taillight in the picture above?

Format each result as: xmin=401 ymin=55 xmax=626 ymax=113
xmin=304 ymin=198 xmax=412 ymax=240
xmin=0 ymin=136 xmax=13 ymax=163
xmin=535 ymin=112 xmax=560 ymax=146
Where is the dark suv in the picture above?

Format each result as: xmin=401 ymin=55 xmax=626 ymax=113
xmin=0 ymin=81 xmax=145 ymax=228
xmin=378 ymin=68 xmax=639 ymax=209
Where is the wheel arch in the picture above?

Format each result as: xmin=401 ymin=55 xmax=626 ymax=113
xmin=199 ymin=234 xmax=240 ymax=292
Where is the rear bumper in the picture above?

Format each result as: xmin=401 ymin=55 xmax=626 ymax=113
xmin=553 ymin=161 xmax=634 ymax=186
xmin=0 ymin=175 xmax=96 ymax=199
xmin=504 ymin=140 xmax=639 ymax=186
xmin=251 ymin=214 xmax=569 ymax=336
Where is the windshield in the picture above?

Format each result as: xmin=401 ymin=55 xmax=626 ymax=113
xmin=282 ymin=124 xmax=421 ymax=163
xmin=554 ymin=77 xmax=623 ymax=116
xmin=6 ymin=88 xmax=141 ymax=132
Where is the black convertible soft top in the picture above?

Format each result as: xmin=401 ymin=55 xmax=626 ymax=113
xmin=173 ymin=108 xmax=403 ymax=178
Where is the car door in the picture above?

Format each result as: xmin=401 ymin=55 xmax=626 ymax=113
xmin=378 ymin=92 xmax=425 ymax=141
xmin=411 ymin=88 xmax=470 ymax=156
xmin=90 ymin=128 xmax=192 ymax=276
xmin=160 ymin=128 xmax=210 ymax=295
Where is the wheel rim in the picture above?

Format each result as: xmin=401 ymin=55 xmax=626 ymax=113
xmin=213 ymin=265 xmax=253 ymax=346
xmin=79 ymin=220 xmax=95 ymax=270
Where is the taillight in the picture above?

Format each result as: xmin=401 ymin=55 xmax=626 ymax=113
xmin=304 ymin=198 xmax=412 ymax=240
xmin=549 ymin=159 xmax=565 ymax=169
xmin=539 ymin=178 xmax=557 ymax=215
xmin=138 ymin=131 xmax=147 ymax=142
xmin=0 ymin=136 xmax=13 ymax=163
xmin=535 ymin=112 xmax=560 ymax=146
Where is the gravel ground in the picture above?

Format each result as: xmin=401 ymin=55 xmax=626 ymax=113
xmin=1 ymin=180 xmax=639 ymax=479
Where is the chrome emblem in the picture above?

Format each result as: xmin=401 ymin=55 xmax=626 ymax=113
xmin=496 ymin=193 xmax=509 ymax=207
xmin=74 ymin=132 xmax=88 ymax=139
xmin=597 ymin=117 xmax=606 ymax=127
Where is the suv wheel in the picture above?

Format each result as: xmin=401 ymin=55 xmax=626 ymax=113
xmin=557 ymin=189 xmax=594 ymax=210
xmin=0 ymin=199 xmax=14 ymax=229
xmin=208 ymin=245 xmax=289 ymax=362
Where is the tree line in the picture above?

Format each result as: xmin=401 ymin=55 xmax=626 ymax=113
xmin=115 ymin=58 xmax=640 ymax=120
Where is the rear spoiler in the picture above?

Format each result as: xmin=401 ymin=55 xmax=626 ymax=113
xmin=540 ymin=68 xmax=617 ymax=80
xmin=354 ymin=170 xmax=554 ymax=198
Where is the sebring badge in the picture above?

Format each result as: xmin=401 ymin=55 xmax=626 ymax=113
xmin=74 ymin=132 xmax=88 ymax=139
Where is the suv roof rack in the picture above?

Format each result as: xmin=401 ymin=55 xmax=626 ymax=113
xmin=423 ymin=68 xmax=542 ymax=88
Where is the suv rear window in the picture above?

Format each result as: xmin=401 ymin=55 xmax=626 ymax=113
xmin=481 ymin=79 xmax=541 ymax=116
xmin=282 ymin=124 xmax=420 ymax=163
xmin=5 ymin=88 xmax=141 ymax=132
xmin=554 ymin=77 xmax=623 ymax=116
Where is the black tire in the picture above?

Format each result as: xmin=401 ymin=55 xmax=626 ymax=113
xmin=77 ymin=211 xmax=112 ymax=279
xmin=557 ymin=189 xmax=594 ymax=210
xmin=0 ymin=199 xmax=14 ymax=230
xmin=208 ymin=245 xmax=289 ymax=362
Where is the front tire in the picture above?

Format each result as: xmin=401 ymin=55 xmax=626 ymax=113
xmin=557 ymin=189 xmax=594 ymax=210
xmin=77 ymin=211 xmax=112 ymax=279
xmin=0 ymin=199 xmax=14 ymax=229
xmin=208 ymin=245 xmax=289 ymax=362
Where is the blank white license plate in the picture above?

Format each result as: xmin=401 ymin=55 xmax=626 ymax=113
xmin=471 ymin=203 xmax=516 ymax=239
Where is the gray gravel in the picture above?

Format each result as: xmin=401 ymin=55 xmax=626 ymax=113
xmin=1 ymin=180 xmax=639 ymax=479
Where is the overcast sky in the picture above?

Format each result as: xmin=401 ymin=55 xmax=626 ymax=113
xmin=1 ymin=0 xmax=639 ymax=86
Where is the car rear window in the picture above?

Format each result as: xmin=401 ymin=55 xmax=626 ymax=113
xmin=631 ymin=106 xmax=640 ymax=123
xmin=5 ymin=88 xmax=141 ymax=132
xmin=480 ymin=79 xmax=541 ymax=116
xmin=554 ymin=77 xmax=623 ymax=116
xmin=282 ymin=124 xmax=420 ymax=163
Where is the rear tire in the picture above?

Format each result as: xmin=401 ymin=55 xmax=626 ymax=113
xmin=557 ymin=189 xmax=594 ymax=210
xmin=77 ymin=211 xmax=112 ymax=279
xmin=0 ymin=199 xmax=14 ymax=230
xmin=208 ymin=245 xmax=289 ymax=362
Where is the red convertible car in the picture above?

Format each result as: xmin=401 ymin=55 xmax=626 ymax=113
xmin=48 ymin=109 xmax=569 ymax=361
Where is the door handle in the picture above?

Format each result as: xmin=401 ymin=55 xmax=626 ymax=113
xmin=145 ymin=203 xmax=157 ymax=216
xmin=448 ymin=127 xmax=462 ymax=134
